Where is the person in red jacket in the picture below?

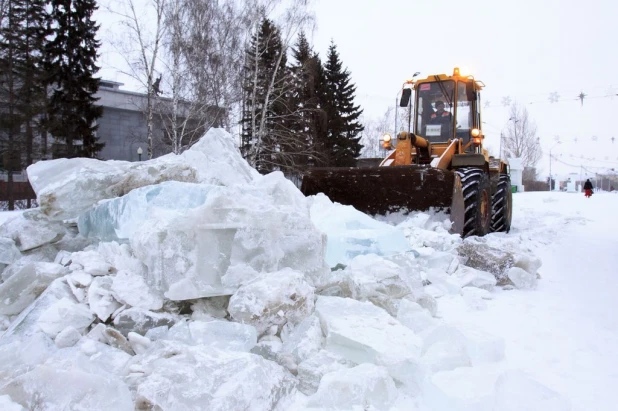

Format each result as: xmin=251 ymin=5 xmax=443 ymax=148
xmin=583 ymin=179 xmax=594 ymax=198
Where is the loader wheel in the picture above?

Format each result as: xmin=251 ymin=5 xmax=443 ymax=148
xmin=455 ymin=167 xmax=492 ymax=238
xmin=490 ymin=174 xmax=513 ymax=233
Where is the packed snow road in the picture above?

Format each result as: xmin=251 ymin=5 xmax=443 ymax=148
xmin=435 ymin=191 xmax=618 ymax=411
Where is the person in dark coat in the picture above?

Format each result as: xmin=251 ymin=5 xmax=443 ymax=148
xmin=428 ymin=100 xmax=453 ymax=140
xmin=583 ymin=179 xmax=594 ymax=198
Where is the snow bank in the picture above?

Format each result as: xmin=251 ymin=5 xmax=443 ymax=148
xmin=1 ymin=128 xmax=561 ymax=410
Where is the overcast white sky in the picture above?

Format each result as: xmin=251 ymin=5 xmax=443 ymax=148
xmin=96 ymin=0 xmax=618 ymax=179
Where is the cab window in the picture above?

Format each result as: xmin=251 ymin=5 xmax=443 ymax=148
xmin=455 ymin=82 xmax=472 ymax=141
xmin=414 ymin=80 xmax=455 ymax=142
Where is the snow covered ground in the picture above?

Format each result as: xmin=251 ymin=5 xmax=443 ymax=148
xmin=0 ymin=129 xmax=616 ymax=410
xmin=434 ymin=191 xmax=618 ymax=411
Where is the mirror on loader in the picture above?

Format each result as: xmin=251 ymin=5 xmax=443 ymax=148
xmin=400 ymin=88 xmax=412 ymax=107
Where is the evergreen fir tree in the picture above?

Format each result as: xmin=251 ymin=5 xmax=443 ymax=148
xmin=46 ymin=0 xmax=103 ymax=158
xmin=323 ymin=41 xmax=364 ymax=167
xmin=240 ymin=18 xmax=289 ymax=174
xmin=289 ymin=31 xmax=326 ymax=168
xmin=0 ymin=0 xmax=51 ymax=165
xmin=312 ymin=52 xmax=330 ymax=166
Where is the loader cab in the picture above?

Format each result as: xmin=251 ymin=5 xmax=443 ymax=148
xmin=409 ymin=71 xmax=482 ymax=147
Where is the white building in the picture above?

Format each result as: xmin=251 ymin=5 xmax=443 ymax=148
xmin=509 ymin=158 xmax=524 ymax=192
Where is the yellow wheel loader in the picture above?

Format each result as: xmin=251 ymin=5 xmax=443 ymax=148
xmin=301 ymin=67 xmax=512 ymax=238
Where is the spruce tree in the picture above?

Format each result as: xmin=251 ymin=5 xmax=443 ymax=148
xmin=290 ymin=32 xmax=327 ymax=168
xmin=46 ymin=0 xmax=103 ymax=158
xmin=241 ymin=18 xmax=289 ymax=174
xmin=323 ymin=41 xmax=364 ymax=167
xmin=312 ymin=52 xmax=330 ymax=166
xmin=0 ymin=0 xmax=50 ymax=209
xmin=0 ymin=0 xmax=50 ymax=165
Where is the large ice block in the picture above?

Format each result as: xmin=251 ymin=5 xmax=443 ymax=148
xmin=129 ymin=340 xmax=296 ymax=411
xmin=27 ymin=128 xmax=257 ymax=221
xmin=309 ymin=194 xmax=411 ymax=267
xmin=129 ymin=174 xmax=326 ymax=300
xmin=307 ymin=363 xmax=398 ymax=409
xmin=228 ymin=268 xmax=315 ymax=335
xmin=0 ymin=365 xmax=133 ymax=411
xmin=315 ymin=296 xmax=422 ymax=387
xmin=78 ymin=181 xmax=215 ymax=242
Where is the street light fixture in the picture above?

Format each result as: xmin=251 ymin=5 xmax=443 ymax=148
xmin=549 ymin=141 xmax=561 ymax=191
xmin=137 ymin=146 xmax=143 ymax=161
xmin=499 ymin=117 xmax=519 ymax=160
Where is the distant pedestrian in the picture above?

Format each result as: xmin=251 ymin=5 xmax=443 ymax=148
xmin=583 ymin=179 xmax=594 ymax=198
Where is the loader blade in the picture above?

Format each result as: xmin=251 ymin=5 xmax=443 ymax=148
xmin=301 ymin=166 xmax=465 ymax=235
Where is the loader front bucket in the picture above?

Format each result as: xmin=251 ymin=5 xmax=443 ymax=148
xmin=301 ymin=166 xmax=465 ymax=235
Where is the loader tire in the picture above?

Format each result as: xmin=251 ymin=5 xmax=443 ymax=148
xmin=455 ymin=167 xmax=492 ymax=238
xmin=490 ymin=174 xmax=513 ymax=233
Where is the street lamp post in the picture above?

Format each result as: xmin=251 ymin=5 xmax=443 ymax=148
xmin=137 ymin=147 xmax=143 ymax=161
xmin=549 ymin=141 xmax=561 ymax=191
xmin=499 ymin=117 xmax=519 ymax=160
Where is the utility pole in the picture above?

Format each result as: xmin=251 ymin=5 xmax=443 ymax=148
xmin=549 ymin=141 xmax=561 ymax=191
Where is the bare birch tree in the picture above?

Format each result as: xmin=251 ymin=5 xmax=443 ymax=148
xmin=0 ymin=0 xmax=9 ymax=30
xmin=153 ymin=0 xmax=249 ymax=154
xmin=241 ymin=1 xmax=316 ymax=174
xmin=359 ymin=107 xmax=394 ymax=159
xmin=503 ymin=102 xmax=542 ymax=168
xmin=106 ymin=0 xmax=166 ymax=159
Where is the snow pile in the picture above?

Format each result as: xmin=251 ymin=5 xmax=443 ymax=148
xmin=0 ymin=128 xmax=567 ymax=410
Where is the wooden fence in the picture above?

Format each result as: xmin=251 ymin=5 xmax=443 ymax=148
xmin=0 ymin=180 xmax=37 ymax=201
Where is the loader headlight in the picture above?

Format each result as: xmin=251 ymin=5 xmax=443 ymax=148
xmin=471 ymin=128 xmax=481 ymax=137
xmin=382 ymin=134 xmax=392 ymax=150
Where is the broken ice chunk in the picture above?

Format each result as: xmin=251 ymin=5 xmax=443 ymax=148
xmin=88 ymin=276 xmax=122 ymax=321
xmin=0 ymin=262 xmax=68 ymax=316
xmin=113 ymin=308 xmax=178 ymax=337
xmin=131 ymin=341 xmax=296 ymax=411
xmin=507 ymin=267 xmax=538 ymax=289
xmin=307 ymin=363 xmax=398 ymax=409
xmin=188 ymin=320 xmax=257 ymax=352
xmin=280 ymin=315 xmax=324 ymax=364
xmin=228 ymin=268 xmax=315 ymax=336
xmin=54 ymin=326 xmax=82 ymax=348
xmin=0 ymin=395 xmax=25 ymax=411
xmin=111 ymin=270 xmax=163 ymax=311
xmin=36 ymin=298 xmax=94 ymax=338
xmin=315 ymin=296 xmax=421 ymax=387
xmin=0 ymin=238 xmax=21 ymax=265
xmin=78 ymin=181 xmax=214 ymax=242
xmin=297 ymin=350 xmax=353 ymax=396
xmin=0 ymin=365 xmax=133 ymax=411
xmin=492 ymin=370 xmax=571 ymax=411
xmin=309 ymin=194 xmax=410 ymax=267
xmin=69 ymin=250 xmax=112 ymax=276
xmin=450 ymin=266 xmax=497 ymax=290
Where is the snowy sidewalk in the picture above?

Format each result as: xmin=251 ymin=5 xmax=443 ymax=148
xmin=438 ymin=192 xmax=618 ymax=411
